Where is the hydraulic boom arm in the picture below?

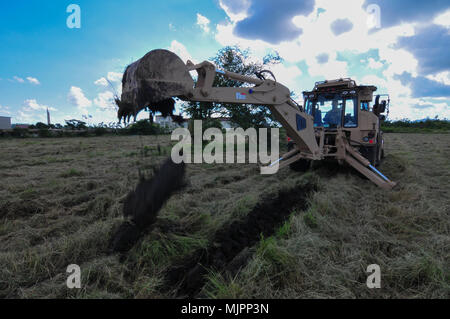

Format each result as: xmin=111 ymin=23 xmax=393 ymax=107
xmin=184 ymin=59 xmax=321 ymax=159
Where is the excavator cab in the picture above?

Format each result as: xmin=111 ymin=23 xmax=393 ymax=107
xmin=303 ymin=79 xmax=362 ymax=130
xmin=301 ymin=79 xmax=391 ymax=167
xmin=306 ymin=93 xmax=348 ymax=128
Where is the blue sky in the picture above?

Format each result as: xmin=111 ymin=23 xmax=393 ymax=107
xmin=0 ymin=0 xmax=449 ymax=124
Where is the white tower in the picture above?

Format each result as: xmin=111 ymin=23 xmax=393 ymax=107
xmin=47 ymin=108 xmax=51 ymax=126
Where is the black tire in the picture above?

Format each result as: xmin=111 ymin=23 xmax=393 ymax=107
xmin=376 ymin=133 xmax=385 ymax=165
xmin=379 ymin=134 xmax=385 ymax=160
xmin=290 ymin=159 xmax=311 ymax=172
xmin=287 ymin=142 xmax=310 ymax=172
xmin=360 ymin=145 xmax=378 ymax=166
xmin=287 ymin=141 xmax=295 ymax=152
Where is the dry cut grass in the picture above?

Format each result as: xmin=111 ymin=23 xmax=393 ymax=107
xmin=0 ymin=133 xmax=448 ymax=298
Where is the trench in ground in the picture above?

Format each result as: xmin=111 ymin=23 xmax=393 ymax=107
xmin=165 ymin=180 xmax=317 ymax=297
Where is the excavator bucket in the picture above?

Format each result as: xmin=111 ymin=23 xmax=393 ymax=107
xmin=117 ymin=49 xmax=194 ymax=122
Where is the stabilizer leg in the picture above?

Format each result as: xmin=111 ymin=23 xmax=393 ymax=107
xmin=344 ymin=142 xmax=396 ymax=190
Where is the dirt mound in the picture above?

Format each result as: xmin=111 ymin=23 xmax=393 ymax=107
xmin=110 ymin=158 xmax=186 ymax=253
xmin=166 ymin=180 xmax=317 ymax=297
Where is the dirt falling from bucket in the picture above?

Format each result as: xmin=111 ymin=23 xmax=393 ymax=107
xmin=110 ymin=158 xmax=186 ymax=253
xmin=166 ymin=180 xmax=317 ymax=298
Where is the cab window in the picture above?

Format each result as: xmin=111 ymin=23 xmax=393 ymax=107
xmin=305 ymin=98 xmax=314 ymax=115
xmin=316 ymin=96 xmax=343 ymax=128
xmin=361 ymin=101 xmax=369 ymax=111
xmin=344 ymin=98 xmax=358 ymax=128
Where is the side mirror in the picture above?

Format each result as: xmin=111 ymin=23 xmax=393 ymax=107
xmin=379 ymin=100 xmax=386 ymax=113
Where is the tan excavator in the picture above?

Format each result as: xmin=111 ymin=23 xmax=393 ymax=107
xmin=116 ymin=49 xmax=396 ymax=190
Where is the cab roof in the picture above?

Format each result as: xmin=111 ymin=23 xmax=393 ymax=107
xmin=302 ymin=78 xmax=377 ymax=95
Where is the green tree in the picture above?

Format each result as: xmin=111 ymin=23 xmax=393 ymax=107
xmin=125 ymin=119 xmax=169 ymax=135
xmin=65 ymin=119 xmax=87 ymax=130
xmin=35 ymin=122 xmax=49 ymax=129
xmin=182 ymin=46 xmax=283 ymax=129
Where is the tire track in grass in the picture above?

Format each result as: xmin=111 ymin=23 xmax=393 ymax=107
xmin=166 ymin=180 xmax=318 ymax=298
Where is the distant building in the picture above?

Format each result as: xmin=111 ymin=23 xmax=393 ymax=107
xmin=155 ymin=115 xmax=189 ymax=129
xmin=0 ymin=116 xmax=12 ymax=130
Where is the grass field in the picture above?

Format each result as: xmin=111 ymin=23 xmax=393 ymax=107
xmin=0 ymin=133 xmax=448 ymax=299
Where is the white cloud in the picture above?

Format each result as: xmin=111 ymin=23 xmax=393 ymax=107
xmin=94 ymin=72 xmax=123 ymax=99
xmin=388 ymin=96 xmax=450 ymax=120
xmin=307 ymin=52 xmax=349 ymax=79
xmin=26 ymin=77 xmax=40 ymax=85
xmin=358 ymin=74 xmax=388 ymax=90
xmin=0 ymin=104 xmax=11 ymax=115
xmin=196 ymin=13 xmax=211 ymax=33
xmin=94 ymin=77 xmax=108 ymax=86
xmin=107 ymin=72 xmax=123 ymax=83
xmin=93 ymin=107 xmax=121 ymax=124
xmin=368 ymin=58 xmax=383 ymax=69
xmin=433 ymin=10 xmax=450 ymax=28
xmin=11 ymin=75 xmax=41 ymax=84
xmin=214 ymin=0 xmax=448 ymax=120
xmin=426 ymin=71 xmax=450 ymax=85
xmin=218 ymin=0 xmax=250 ymax=23
xmin=269 ymin=63 xmax=303 ymax=93
xmin=23 ymin=99 xmax=57 ymax=111
xmin=169 ymin=40 xmax=195 ymax=63
xmin=380 ymin=46 xmax=418 ymax=78
xmin=95 ymin=72 xmax=122 ymax=86
xmin=16 ymin=110 xmax=35 ymax=123
xmin=67 ymin=86 xmax=92 ymax=114
xmin=94 ymin=91 xmax=116 ymax=110
xmin=216 ymin=0 xmax=415 ymax=68
xmin=169 ymin=23 xmax=176 ymax=31
xmin=16 ymin=99 xmax=56 ymax=124
xmin=13 ymin=76 xmax=25 ymax=83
